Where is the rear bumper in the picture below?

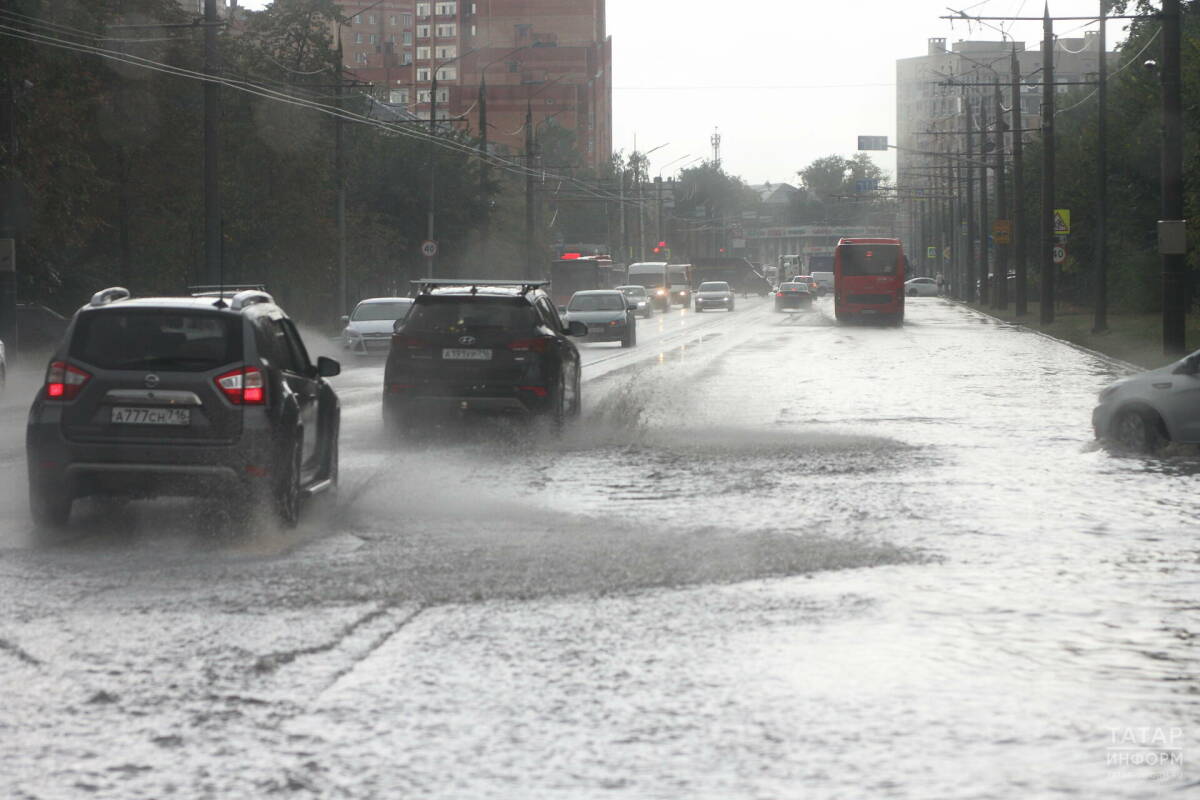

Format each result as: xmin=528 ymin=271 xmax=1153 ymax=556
xmin=26 ymin=406 xmax=276 ymax=499
xmin=345 ymin=336 xmax=392 ymax=355
xmin=384 ymin=385 xmax=554 ymax=416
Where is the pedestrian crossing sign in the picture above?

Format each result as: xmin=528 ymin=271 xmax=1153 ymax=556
xmin=927 ymin=246 xmax=937 ymax=259
xmin=1054 ymin=209 xmax=1071 ymax=236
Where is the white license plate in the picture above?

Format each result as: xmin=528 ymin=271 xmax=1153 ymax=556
xmin=111 ymin=406 xmax=191 ymax=426
xmin=442 ymin=348 xmax=492 ymax=361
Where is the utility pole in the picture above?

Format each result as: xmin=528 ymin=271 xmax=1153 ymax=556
xmin=1092 ymin=0 xmax=1109 ymax=332
xmin=478 ymin=75 xmax=488 ymax=266
xmin=335 ymin=33 xmax=347 ymax=316
xmin=964 ymin=89 xmax=977 ymax=303
xmin=1160 ymin=0 xmax=1186 ymax=354
xmin=1040 ymin=4 xmax=1056 ymax=324
xmin=618 ymin=168 xmax=627 ymax=263
xmin=524 ymin=100 xmax=535 ymax=269
xmin=1011 ymin=44 xmax=1028 ymax=316
xmin=978 ymin=96 xmax=990 ymax=306
xmin=993 ymin=81 xmax=1008 ymax=310
xmin=0 ymin=77 xmax=17 ymax=352
xmin=426 ymin=70 xmax=438 ymax=278
xmin=203 ymin=0 xmax=221 ymax=285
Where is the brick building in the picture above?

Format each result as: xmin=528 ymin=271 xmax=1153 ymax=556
xmin=334 ymin=0 xmax=611 ymax=171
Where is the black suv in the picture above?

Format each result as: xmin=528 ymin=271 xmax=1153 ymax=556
xmin=26 ymin=287 xmax=341 ymax=529
xmin=382 ymin=280 xmax=587 ymax=433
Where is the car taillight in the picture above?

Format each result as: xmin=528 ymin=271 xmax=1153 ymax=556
xmin=509 ymin=338 xmax=551 ymax=353
xmin=45 ymin=361 xmax=90 ymax=400
xmin=215 ymin=366 xmax=266 ymax=405
xmin=775 ymin=292 xmax=784 ymax=297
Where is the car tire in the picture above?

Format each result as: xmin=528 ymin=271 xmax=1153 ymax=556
xmin=729 ymin=302 xmax=735 ymax=312
xmin=695 ymin=305 xmax=703 ymax=313
xmin=274 ymin=436 xmax=302 ymax=527
xmin=29 ymin=482 xmax=71 ymax=530
xmin=1112 ymin=406 xmax=1168 ymax=454
xmin=621 ymin=328 xmax=635 ymax=348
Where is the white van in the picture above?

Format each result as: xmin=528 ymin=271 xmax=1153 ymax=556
xmin=811 ymin=271 xmax=834 ymax=295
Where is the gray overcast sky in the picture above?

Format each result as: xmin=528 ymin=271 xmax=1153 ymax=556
xmin=240 ymin=1 xmax=1133 ymax=185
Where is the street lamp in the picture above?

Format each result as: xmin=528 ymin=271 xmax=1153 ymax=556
xmin=425 ymin=46 xmax=478 ymax=278
xmin=635 ymin=142 xmax=669 ymax=260
xmin=654 ymin=154 xmax=691 ymax=248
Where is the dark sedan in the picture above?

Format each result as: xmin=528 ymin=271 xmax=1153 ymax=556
xmin=774 ymin=282 xmax=813 ymax=312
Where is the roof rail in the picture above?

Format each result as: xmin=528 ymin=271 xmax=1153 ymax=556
xmin=230 ymin=290 xmax=274 ymax=311
xmin=189 ymin=283 xmax=267 ymax=297
xmin=411 ymin=279 xmax=549 ymax=295
xmin=89 ymin=287 xmax=131 ymax=307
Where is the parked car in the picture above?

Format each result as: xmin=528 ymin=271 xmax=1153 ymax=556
xmin=616 ymin=285 xmax=654 ymax=318
xmin=562 ymin=289 xmax=637 ymax=348
xmin=774 ymin=282 xmax=813 ymax=312
xmin=26 ymin=286 xmax=341 ymax=529
xmin=382 ymin=280 xmax=587 ymax=435
xmin=1093 ymin=349 xmax=1200 ymax=453
xmin=342 ymin=297 xmax=414 ymax=356
xmin=905 ymin=277 xmax=940 ymax=297
xmin=0 ymin=337 xmax=6 ymax=389
xmin=693 ymin=281 xmax=736 ymax=313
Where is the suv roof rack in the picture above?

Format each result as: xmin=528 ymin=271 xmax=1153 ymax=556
xmin=189 ymin=283 xmax=267 ymax=297
xmin=230 ymin=289 xmax=274 ymax=311
xmin=411 ymin=279 xmax=549 ymax=296
xmin=89 ymin=287 xmax=131 ymax=307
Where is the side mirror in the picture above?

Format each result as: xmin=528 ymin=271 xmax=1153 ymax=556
xmin=340 ymin=315 xmax=350 ymax=325
xmin=567 ymin=320 xmax=588 ymax=337
xmin=317 ymin=356 xmax=341 ymax=378
xmin=558 ymin=305 xmax=567 ymax=315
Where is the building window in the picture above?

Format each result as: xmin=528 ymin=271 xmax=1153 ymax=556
xmin=417 ymin=90 xmax=431 ymax=103
xmin=367 ymin=14 xmax=375 ymax=25
xmin=417 ymin=3 xmax=431 ymax=17
xmin=416 ymin=24 xmax=431 ymax=38
xmin=435 ymin=2 xmax=457 ymax=14
xmin=401 ymin=50 xmax=413 ymax=65
xmin=437 ymin=88 xmax=449 ymax=102
xmin=436 ymin=66 xmax=456 ymax=80
xmin=354 ymin=32 xmax=364 ymax=44
xmin=417 ymin=46 xmax=431 ymax=59
xmin=355 ymin=51 xmax=369 ymax=65
xmin=390 ymin=88 xmax=409 ymax=104
xmin=435 ymin=45 xmax=456 ymax=59
xmin=352 ymin=14 xmax=361 ymax=24
xmin=369 ymin=33 xmax=378 ymax=44
xmin=417 ymin=67 xmax=431 ymax=81
xmin=402 ymin=13 xmax=413 ymax=26
xmin=436 ymin=23 xmax=456 ymax=37
xmin=389 ymin=15 xmax=397 ymax=26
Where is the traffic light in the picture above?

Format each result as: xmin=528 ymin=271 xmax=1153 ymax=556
xmin=652 ymin=241 xmax=668 ymax=255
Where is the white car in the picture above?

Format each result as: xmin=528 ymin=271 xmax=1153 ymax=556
xmin=694 ymin=281 xmax=735 ymax=312
xmin=0 ymin=338 xmax=5 ymax=388
xmin=905 ymin=277 xmax=939 ymax=297
xmin=342 ymin=297 xmax=413 ymax=355
xmin=1092 ymin=350 xmax=1200 ymax=452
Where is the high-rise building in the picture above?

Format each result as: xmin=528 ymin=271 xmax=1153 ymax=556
xmin=333 ymin=0 xmax=611 ymax=171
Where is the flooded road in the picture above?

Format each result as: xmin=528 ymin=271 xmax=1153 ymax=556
xmin=1 ymin=298 xmax=1196 ymax=798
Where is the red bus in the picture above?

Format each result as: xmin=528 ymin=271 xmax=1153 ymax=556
xmin=833 ymin=237 xmax=906 ymax=325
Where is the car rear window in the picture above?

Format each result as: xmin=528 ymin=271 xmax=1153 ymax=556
xmin=403 ymin=297 xmax=538 ymax=334
xmin=569 ymin=294 xmax=625 ymax=312
xmin=71 ymin=310 xmax=243 ymax=371
xmin=840 ymin=245 xmax=900 ymax=276
xmin=699 ymin=282 xmax=729 ymax=291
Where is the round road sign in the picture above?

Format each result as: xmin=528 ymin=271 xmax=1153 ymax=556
xmin=1052 ymin=244 xmax=1067 ymax=265
xmin=420 ymin=240 xmax=438 ymax=257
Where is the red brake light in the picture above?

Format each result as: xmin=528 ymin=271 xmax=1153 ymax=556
xmin=509 ymin=338 xmax=551 ymax=353
xmin=215 ymin=366 xmax=266 ymax=405
xmin=45 ymin=361 xmax=90 ymax=400
xmin=518 ymin=385 xmax=548 ymax=397
xmin=775 ymin=291 xmax=783 ymax=297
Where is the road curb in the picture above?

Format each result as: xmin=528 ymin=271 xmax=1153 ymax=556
xmin=955 ymin=301 xmax=1144 ymax=375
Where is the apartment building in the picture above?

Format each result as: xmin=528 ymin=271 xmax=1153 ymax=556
xmin=334 ymin=0 xmax=611 ymax=171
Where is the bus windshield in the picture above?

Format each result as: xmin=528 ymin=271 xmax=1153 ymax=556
xmin=840 ymin=245 xmax=900 ymax=277
xmin=627 ymin=267 xmax=667 ymax=289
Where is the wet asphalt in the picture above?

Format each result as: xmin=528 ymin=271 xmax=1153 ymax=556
xmin=0 ymin=297 xmax=1196 ymax=799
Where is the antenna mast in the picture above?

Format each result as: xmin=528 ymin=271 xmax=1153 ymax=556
xmin=710 ymin=128 xmax=722 ymax=170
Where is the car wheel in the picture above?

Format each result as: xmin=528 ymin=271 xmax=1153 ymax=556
xmin=570 ymin=373 xmax=582 ymax=419
xmin=621 ymin=328 xmax=634 ymax=348
xmin=29 ymin=482 xmax=71 ymax=530
xmin=274 ymin=436 xmax=302 ymax=527
xmin=1113 ymin=407 xmax=1167 ymax=454
xmin=729 ymin=302 xmax=735 ymax=312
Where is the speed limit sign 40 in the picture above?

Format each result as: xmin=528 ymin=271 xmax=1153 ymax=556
xmin=421 ymin=240 xmax=438 ymax=257
xmin=1052 ymin=244 xmax=1067 ymax=265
